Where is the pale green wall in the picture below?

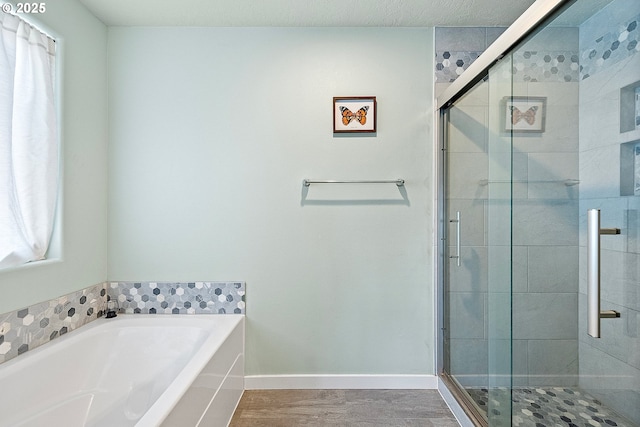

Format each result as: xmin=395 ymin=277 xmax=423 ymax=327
xmin=0 ymin=0 xmax=108 ymax=314
xmin=108 ymin=27 xmax=435 ymax=375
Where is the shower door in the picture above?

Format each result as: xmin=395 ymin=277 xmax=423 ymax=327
xmin=442 ymin=0 xmax=640 ymax=425
xmin=506 ymin=0 xmax=640 ymax=424
xmin=442 ymin=53 xmax=515 ymax=426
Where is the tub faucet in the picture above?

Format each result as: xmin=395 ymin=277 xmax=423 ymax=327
xmin=106 ymin=298 xmax=119 ymax=318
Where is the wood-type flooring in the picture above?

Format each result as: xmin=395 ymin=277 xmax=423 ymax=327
xmin=229 ymin=389 xmax=460 ymax=426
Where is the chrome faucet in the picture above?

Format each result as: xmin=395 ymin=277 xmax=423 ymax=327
xmin=105 ymin=298 xmax=119 ymax=318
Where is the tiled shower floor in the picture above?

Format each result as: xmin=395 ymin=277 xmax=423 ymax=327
xmin=467 ymin=387 xmax=635 ymax=427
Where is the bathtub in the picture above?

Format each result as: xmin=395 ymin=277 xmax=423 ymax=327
xmin=0 ymin=314 xmax=244 ymax=427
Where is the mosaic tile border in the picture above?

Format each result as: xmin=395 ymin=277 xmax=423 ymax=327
xmin=0 ymin=282 xmax=107 ymax=364
xmin=510 ymin=50 xmax=579 ymax=83
xmin=580 ymin=14 xmax=639 ymax=80
xmin=109 ymin=282 xmax=246 ymax=315
xmin=436 ymin=12 xmax=639 ymax=84
xmin=436 ymin=50 xmax=580 ymax=84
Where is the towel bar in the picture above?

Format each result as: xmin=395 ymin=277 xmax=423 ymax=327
xmin=303 ymin=179 xmax=404 ymax=187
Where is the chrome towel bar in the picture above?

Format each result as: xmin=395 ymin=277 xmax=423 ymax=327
xmin=479 ymin=179 xmax=580 ymax=186
xmin=303 ymin=179 xmax=405 ymax=187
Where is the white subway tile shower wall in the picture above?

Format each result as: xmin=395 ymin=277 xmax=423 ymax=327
xmin=109 ymin=282 xmax=246 ymax=314
xmin=0 ymin=282 xmax=107 ymax=364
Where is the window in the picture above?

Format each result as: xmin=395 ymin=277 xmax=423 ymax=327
xmin=0 ymin=12 xmax=58 ymax=268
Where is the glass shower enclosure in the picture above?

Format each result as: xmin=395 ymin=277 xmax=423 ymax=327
xmin=438 ymin=0 xmax=640 ymax=425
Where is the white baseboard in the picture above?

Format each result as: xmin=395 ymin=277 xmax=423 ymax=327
xmin=244 ymin=374 xmax=438 ymax=390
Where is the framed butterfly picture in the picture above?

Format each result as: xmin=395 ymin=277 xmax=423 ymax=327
xmin=503 ymin=96 xmax=547 ymax=133
xmin=333 ymin=96 xmax=377 ymax=133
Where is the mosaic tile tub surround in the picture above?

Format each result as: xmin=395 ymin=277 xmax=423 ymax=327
xmin=109 ymin=281 xmax=246 ymax=314
xmin=0 ymin=282 xmax=107 ymax=364
xmin=0 ymin=281 xmax=246 ymax=365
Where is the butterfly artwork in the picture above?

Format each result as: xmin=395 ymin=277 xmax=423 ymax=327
xmin=504 ymin=97 xmax=546 ymax=133
xmin=333 ymin=97 xmax=377 ymax=133
xmin=510 ymin=106 xmax=538 ymax=125
xmin=340 ymin=105 xmax=369 ymax=126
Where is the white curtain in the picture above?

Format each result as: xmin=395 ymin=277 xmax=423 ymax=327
xmin=0 ymin=13 xmax=57 ymax=268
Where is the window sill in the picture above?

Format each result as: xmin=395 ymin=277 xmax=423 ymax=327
xmin=0 ymin=258 xmax=62 ymax=274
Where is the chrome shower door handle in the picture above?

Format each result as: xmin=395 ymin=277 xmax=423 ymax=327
xmin=587 ymin=209 xmax=621 ymax=338
xmin=449 ymin=211 xmax=460 ymax=267
xmin=587 ymin=209 xmax=601 ymax=338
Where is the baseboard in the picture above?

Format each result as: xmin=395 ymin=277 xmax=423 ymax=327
xmin=244 ymin=374 xmax=438 ymax=390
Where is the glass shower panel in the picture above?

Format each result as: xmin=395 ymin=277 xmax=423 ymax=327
xmin=443 ymin=53 xmax=514 ymax=425
xmin=509 ymin=23 xmax=582 ymax=393
xmin=485 ymin=54 xmax=514 ymax=427
xmin=444 ymin=77 xmax=491 ymax=422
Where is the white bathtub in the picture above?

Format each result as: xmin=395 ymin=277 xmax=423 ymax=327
xmin=0 ymin=314 xmax=244 ymax=427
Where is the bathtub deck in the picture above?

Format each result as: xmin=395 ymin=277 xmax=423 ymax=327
xmin=229 ymin=389 xmax=459 ymax=426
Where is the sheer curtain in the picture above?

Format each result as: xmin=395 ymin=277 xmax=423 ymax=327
xmin=0 ymin=13 xmax=57 ymax=268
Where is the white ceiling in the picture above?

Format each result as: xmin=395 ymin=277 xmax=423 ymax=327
xmin=78 ymin=0 xmax=539 ymax=27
